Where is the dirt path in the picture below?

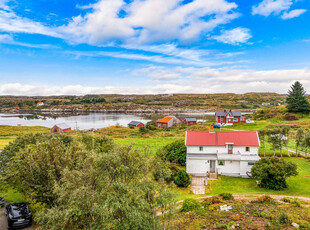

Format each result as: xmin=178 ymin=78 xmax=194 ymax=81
xmin=0 ymin=206 xmax=33 ymax=230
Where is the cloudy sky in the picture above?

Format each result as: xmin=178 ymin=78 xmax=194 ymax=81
xmin=0 ymin=0 xmax=309 ymax=95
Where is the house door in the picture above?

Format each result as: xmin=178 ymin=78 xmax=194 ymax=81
xmin=210 ymin=160 xmax=215 ymax=173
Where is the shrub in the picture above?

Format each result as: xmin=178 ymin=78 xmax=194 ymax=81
xmin=181 ymin=198 xmax=201 ymax=212
xmin=280 ymin=197 xmax=291 ymax=203
xmin=251 ymin=158 xmax=298 ymax=190
xmin=145 ymin=121 xmax=156 ymax=130
xmin=163 ymin=140 xmax=186 ymax=166
xmin=129 ymin=126 xmax=134 ymax=129
xmin=202 ymin=196 xmax=222 ymax=207
xmin=174 ymin=169 xmax=191 ymax=187
xmin=285 ymin=114 xmax=299 ymax=121
xmin=279 ymin=213 xmax=290 ymax=225
xmin=219 ymin=193 xmax=234 ymax=201
xmin=139 ymin=126 xmax=148 ymax=134
xmin=255 ymin=195 xmax=274 ymax=204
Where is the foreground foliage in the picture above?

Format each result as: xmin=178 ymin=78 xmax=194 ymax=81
xmin=1 ymin=133 xmax=176 ymax=229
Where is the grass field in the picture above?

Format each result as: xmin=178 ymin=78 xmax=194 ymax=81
xmin=114 ymin=137 xmax=183 ymax=156
xmin=0 ymin=125 xmax=49 ymax=150
xmin=194 ymin=158 xmax=310 ymax=199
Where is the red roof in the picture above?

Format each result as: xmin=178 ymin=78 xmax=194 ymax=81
xmin=186 ymin=131 xmax=260 ymax=147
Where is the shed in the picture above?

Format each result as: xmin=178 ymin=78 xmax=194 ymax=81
xmin=128 ymin=121 xmax=144 ymax=128
xmin=50 ymin=123 xmax=71 ymax=133
xmin=184 ymin=118 xmax=197 ymax=125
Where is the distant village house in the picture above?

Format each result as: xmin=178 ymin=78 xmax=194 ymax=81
xmin=184 ymin=118 xmax=197 ymax=126
xmin=50 ymin=123 xmax=71 ymax=133
xmin=128 ymin=121 xmax=144 ymax=128
xmin=156 ymin=116 xmax=181 ymax=128
xmin=216 ymin=110 xmax=245 ymax=125
xmin=37 ymin=102 xmax=44 ymax=106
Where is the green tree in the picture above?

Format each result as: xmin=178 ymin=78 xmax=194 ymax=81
xmin=258 ymin=130 xmax=266 ymax=157
xmin=251 ymin=158 xmax=298 ymax=190
xmin=35 ymin=146 xmax=157 ymax=229
xmin=286 ymin=81 xmax=310 ymax=113
xmin=163 ymin=140 xmax=186 ymax=166
xmin=281 ymin=126 xmax=291 ymax=157
xmin=267 ymin=129 xmax=283 ymax=157
xmin=296 ymin=128 xmax=304 ymax=156
xmin=174 ymin=169 xmax=191 ymax=187
xmin=303 ymin=130 xmax=310 ymax=154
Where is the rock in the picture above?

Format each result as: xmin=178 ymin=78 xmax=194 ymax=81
xmin=292 ymin=223 xmax=299 ymax=229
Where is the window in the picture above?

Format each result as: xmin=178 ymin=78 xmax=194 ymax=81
xmin=248 ymin=162 xmax=255 ymax=166
xmin=233 ymin=118 xmax=238 ymax=122
xmin=246 ymin=147 xmax=250 ymax=152
xmin=199 ymin=146 xmax=203 ymax=151
xmin=241 ymin=117 xmax=245 ymax=121
xmin=220 ymin=118 xmax=223 ymax=122
xmin=218 ymin=160 xmax=225 ymax=166
xmin=228 ymin=144 xmax=233 ymax=154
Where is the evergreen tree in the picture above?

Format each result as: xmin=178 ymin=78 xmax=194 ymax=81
xmin=286 ymin=81 xmax=310 ymax=113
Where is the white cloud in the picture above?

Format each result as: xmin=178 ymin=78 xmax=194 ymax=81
xmin=281 ymin=9 xmax=307 ymax=19
xmin=212 ymin=27 xmax=252 ymax=45
xmin=252 ymin=0 xmax=293 ymax=17
xmin=61 ymin=0 xmax=239 ymax=45
xmin=1 ymin=67 xmax=310 ymax=95
xmin=0 ymin=33 xmax=58 ymax=48
xmin=0 ymin=8 xmax=61 ymax=37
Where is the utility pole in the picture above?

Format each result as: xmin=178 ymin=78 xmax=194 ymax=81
xmin=75 ymin=120 xmax=78 ymax=136
xmin=92 ymin=130 xmax=95 ymax=153
xmin=163 ymin=132 xmax=165 ymax=146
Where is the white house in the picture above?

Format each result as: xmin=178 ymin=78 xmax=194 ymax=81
xmin=186 ymin=130 xmax=260 ymax=178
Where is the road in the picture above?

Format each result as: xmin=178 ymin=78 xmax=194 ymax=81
xmin=0 ymin=206 xmax=33 ymax=230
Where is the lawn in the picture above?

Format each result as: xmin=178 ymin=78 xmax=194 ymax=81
xmin=171 ymin=157 xmax=310 ymax=200
xmin=114 ymin=137 xmax=183 ymax=156
xmin=205 ymin=157 xmax=310 ymax=198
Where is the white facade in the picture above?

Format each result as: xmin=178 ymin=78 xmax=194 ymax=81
xmin=186 ymin=145 xmax=260 ymax=177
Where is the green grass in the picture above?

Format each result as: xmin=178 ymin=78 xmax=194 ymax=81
xmin=285 ymin=158 xmax=310 ymax=175
xmin=0 ymin=125 xmax=49 ymax=150
xmin=114 ymin=137 xmax=183 ymax=156
xmin=171 ymin=157 xmax=310 ymax=200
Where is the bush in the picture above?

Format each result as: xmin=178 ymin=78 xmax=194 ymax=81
xmin=280 ymin=197 xmax=291 ymax=203
xmin=279 ymin=213 xmax=290 ymax=225
xmin=202 ymin=196 xmax=222 ymax=207
xmin=174 ymin=169 xmax=191 ymax=187
xmin=145 ymin=121 xmax=157 ymax=130
xmin=251 ymin=158 xmax=298 ymax=190
xmin=285 ymin=114 xmax=299 ymax=121
xmin=163 ymin=140 xmax=186 ymax=166
xmin=139 ymin=126 xmax=148 ymax=134
xmin=181 ymin=198 xmax=201 ymax=212
xmin=219 ymin=193 xmax=234 ymax=201
xmin=255 ymin=195 xmax=274 ymax=204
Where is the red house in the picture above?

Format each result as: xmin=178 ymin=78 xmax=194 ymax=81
xmin=184 ymin=118 xmax=197 ymax=126
xmin=215 ymin=110 xmax=246 ymax=125
xmin=128 ymin=121 xmax=144 ymax=128
xmin=50 ymin=123 xmax=71 ymax=133
xmin=156 ymin=116 xmax=181 ymax=128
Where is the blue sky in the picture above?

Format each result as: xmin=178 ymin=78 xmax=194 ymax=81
xmin=0 ymin=0 xmax=309 ymax=95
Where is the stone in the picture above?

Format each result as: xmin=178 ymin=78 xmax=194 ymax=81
xmin=292 ymin=223 xmax=299 ymax=229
